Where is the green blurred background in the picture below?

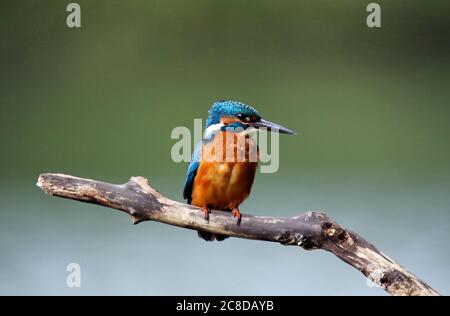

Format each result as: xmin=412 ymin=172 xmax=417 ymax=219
xmin=1 ymin=0 xmax=449 ymax=295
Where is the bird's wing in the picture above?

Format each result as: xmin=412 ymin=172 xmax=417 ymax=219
xmin=183 ymin=141 xmax=202 ymax=204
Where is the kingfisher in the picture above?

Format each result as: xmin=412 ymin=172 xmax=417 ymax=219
xmin=183 ymin=100 xmax=295 ymax=241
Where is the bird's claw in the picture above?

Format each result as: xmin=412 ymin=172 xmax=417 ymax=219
xmin=203 ymin=207 xmax=210 ymax=222
xmin=232 ymin=209 xmax=242 ymax=225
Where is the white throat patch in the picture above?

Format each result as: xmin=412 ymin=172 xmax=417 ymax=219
xmin=204 ymin=123 xmax=257 ymax=138
xmin=204 ymin=123 xmax=224 ymax=139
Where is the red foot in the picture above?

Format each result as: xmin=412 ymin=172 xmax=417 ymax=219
xmin=231 ymin=208 xmax=242 ymax=225
xmin=202 ymin=206 xmax=210 ymax=221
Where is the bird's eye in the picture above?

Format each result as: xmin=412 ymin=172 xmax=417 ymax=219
xmin=237 ymin=113 xmax=251 ymax=122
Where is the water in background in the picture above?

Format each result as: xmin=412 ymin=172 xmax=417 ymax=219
xmin=0 ymin=1 xmax=449 ymax=295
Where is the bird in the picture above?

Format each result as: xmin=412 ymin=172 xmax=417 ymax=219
xmin=183 ymin=100 xmax=295 ymax=241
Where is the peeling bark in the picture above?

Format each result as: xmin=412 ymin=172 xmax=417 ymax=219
xmin=37 ymin=173 xmax=439 ymax=296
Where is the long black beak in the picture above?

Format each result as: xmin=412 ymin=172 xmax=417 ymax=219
xmin=251 ymin=119 xmax=296 ymax=135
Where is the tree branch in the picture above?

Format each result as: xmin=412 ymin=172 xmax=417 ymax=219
xmin=36 ymin=173 xmax=439 ymax=296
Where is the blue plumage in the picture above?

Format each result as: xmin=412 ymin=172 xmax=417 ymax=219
xmin=205 ymin=100 xmax=260 ymax=128
xmin=183 ymin=141 xmax=201 ymax=204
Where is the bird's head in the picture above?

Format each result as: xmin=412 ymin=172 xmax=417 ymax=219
xmin=204 ymin=100 xmax=295 ymax=138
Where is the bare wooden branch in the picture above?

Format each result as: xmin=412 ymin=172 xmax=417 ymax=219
xmin=36 ymin=173 xmax=439 ymax=296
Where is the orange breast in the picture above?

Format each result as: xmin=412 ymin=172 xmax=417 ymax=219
xmin=191 ymin=131 xmax=258 ymax=210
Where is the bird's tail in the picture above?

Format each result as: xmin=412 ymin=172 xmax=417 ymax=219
xmin=197 ymin=230 xmax=229 ymax=242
